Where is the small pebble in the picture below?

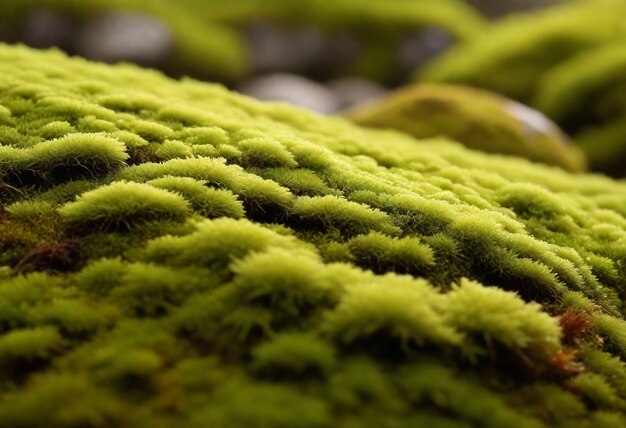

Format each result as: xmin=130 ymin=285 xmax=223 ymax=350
xmin=237 ymin=73 xmax=341 ymax=114
xmin=326 ymin=78 xmax=388 ymax=110
xmin=22 ymin=8 xmax=76 ymax=50
xmin=75 ymin=12 xmax=173 ymax=66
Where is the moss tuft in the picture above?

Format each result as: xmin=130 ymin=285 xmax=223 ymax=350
xmin=58 ymin=181 xmax=192 ymax=230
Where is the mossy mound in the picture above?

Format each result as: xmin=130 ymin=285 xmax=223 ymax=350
xmin=345 ymin=83 xmax=586 ymax=173
xmin=1 ymin=43 xmax=626 ymax=427
xmin=419 ymin=0 xmax=626 ymax=176
xmin=2 ymin=0 xmax=485 ymax=83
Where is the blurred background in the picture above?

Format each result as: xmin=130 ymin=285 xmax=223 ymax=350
xmin=1 ymin=0 xmax=625 ymax=177
xmin=0 ymin=0 xmax=569 ymax=105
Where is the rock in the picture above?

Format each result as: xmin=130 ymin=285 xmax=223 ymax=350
xmin=326 ymin=78 xmax=388 ymax=111
xmin=313 ymin=32 xmax=362 ymax=77
xmin=245 ymin=23 xmax=327 ymax=74
xmin=22 ymin=8 xmax=77 ymax=50
xmin=346 ymin=83 xmax=585 ymax=172
xmin=396 ymin=26 xmax=454 ymax=78
xmin=75 ymin=12 xmax=173 ymax=66
xmin=504 ymin=100 xmax=564 ymax=141
xmin=237 ymin=73 xmax=341 ymax=114
xmin=245 ymin=22 xmax=361 ymax=77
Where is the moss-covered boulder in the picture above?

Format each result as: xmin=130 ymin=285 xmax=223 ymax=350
xmin=1 ymin=43 xmax=626 ymax=427
xmin=345 ymin=83 xmax=586 ymax=172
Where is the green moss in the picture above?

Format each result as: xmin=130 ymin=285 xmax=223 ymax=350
xmin=153 ymin=140 xmax=193 ymax=160
xmin=348 ymin=231 xmax=435 ymax=275
xmin=0 ymin=326 xmax=63 ymax=364
xmin=0 ymin=373 xmax=128 ymax=428
xmin=0 ymin=43 xmax=626 ymax=426
xmin=347 ymin=84 xmax=586 ymax=172
xmin=321 ymin=277 xmax=463 ymax=349
xmin=239 ymin=137 xmax=298 ymax=168
xmin=444 ymin=279 xmax=561 ymax=355
xmin=292 ymin=195 xmax=401 ymax=237
xmin=146 ymin=176 xmax=245 ymax=219
xmin=58 ymin=181 xmax=192 ymax=230
xmin=251 ymin=333 xmax=336 ymax=378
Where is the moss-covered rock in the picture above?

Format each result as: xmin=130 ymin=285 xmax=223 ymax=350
xmin=1 ymin=43 xmax=626 ymax=427
xmin=345 ymin=83 xmax=586 ymax=172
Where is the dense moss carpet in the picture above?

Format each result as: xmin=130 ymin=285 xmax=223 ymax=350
xmin=0 ymin=43 xmax=626 ymax=427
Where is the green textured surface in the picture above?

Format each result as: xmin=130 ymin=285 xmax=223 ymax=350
xmin=0 ymin=43 xmax=626 ymax=427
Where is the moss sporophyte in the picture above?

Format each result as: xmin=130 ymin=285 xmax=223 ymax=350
xmin=0 ymin=43 xmax=625 ymax=427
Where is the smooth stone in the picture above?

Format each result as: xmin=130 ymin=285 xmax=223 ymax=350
xmin=326 ymin=78 xmax=388 ymax=110
xmin=22 ymin=8 xmax=77 ymax=50
xmin=246 ymin=23 xmax=327 ymax=74
xmin=312 ymin=32 xmax=362 ymax=77
xmin=237 ymin=73 xmax=341 ymax=114
xmin=75 ymin=12 xmax=173 ymax=66
xmin=246 ymin=23 xmax=361 ymax=77
xmin=396 ymin=26 xmax=454 ymax=75
xmin=504 ymin=100 xmax=566 ymax=141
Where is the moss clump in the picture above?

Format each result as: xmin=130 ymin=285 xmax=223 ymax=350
xmin=58 ymin=181 xmax=193 ymax=230
xmin=0 ymin=43 xmax=626 ymax=426
xmin=346 ymin=83 xmax=586 ymax=172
